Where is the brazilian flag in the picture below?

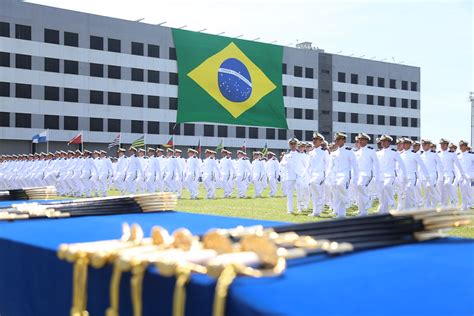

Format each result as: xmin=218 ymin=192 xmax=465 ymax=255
xmin=172 ymin=29 xmax=288 ymax=129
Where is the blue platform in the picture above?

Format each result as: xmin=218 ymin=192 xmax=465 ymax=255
xmin=0 ymin=205 xmax=473 ymax=316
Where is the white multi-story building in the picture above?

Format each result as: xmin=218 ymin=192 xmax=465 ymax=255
xmin=0 ymin=0 xmax=421 ymax=154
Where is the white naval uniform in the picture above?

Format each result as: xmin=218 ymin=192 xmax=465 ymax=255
xmin=202 ymin=157 xmax=221 ymax=199
xmin=251 ymin=159 xmax=266 ymax=197
xmin=400 ymin=150 xmax=430 ymax=210
xmin=113 ymin=156 xmax=128 ymax=194
xmin=328 ymin=146 xmax=359 ymax=217
xmin=280 ymin=150 xmax=307 ymax=213
xmin=80 ymin=157 xmax=99 ymax=197
xmin=420 ymin=150 xmax=444 ymax=208
xmin=185 ymin=156 xmax=201 ymax=199
xmin=265 ymin=157 xmax=280 ymax=197
xmin=377 ymin=148 xmax=407 ymax=213
xmin=145 ymin=156 xmax=162 ymax=193
xmin=236 ymin=157 xmax=252 ymax=198
xmin=307 ymin=146 xmax=330 ymax=215
xmin=125 ymin=154 xmax=144 ymax=194
xmin=438 ymin=149 xmax=465 ymax=207
xmin=457 ymin=151 xmax=474 ymax=209
xmin=220 ymin=157 xmax=236 ymax=197
xmin=354 ymin=145 xmax=379 ymax=215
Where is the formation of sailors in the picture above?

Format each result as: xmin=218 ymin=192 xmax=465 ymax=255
xmin=0 ymin=132 xmax=472 ymax=217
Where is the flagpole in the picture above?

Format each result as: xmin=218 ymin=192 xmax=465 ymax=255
xmin=144 ymin=133 xmax=146 ymax=149
xmin=81 ymin=130 xmax=84 ymax=152
xmin=46 ymin=129 xmax=49 ymax=153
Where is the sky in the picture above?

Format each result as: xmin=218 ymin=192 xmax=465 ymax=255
xmin=28 ymin=0 xmax=474 ymax=142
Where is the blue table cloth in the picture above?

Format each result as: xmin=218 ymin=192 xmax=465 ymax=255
xmin=0 ymin=208 xmax=473 ymax=316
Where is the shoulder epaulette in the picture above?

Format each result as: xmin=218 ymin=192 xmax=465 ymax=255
xmin=368 ymin=146 xmax=373 ymax=150
xmin=437 ymin=150 xmax=441 ymax=153
xmin=431 ymin=150 xmax=436 ymax=153
xmin=457 ymin=152 xmax=461 ymax=155
xmin=345 ymin=147 xmax=352 ymax=150
xmin=411 ymin=150 xmax=415 ymax=153
xmin=449 ymin=150 xmax=455 ymax=153
xmin=391 ymin=148 xmax=397 ymax=151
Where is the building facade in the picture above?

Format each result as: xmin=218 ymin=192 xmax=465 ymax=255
xmin=0 ymin=0 xmax=420 ymax=154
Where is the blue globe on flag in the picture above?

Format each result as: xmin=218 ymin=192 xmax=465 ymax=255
xmin=218 ymin=58 xmax=252 ymax=102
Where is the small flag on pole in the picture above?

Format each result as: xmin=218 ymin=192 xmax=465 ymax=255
xmin=216 ymin=139 xmax=224 ymax=152
xmin=131 ymin=135 xmax=145 ymax=148
xmin=32 ymin=130 xmax=48 ymax=143
xmin=68 ymin=132 xmax=82 ymax=145
xmin=163 ymin=136 xmax=174 ymax=148
xmin=108 ymin=133 xmax=121 ymax=149
xmin=261 ymin=142 xmax=268 ymax=156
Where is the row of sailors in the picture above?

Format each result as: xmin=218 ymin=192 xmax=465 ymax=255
xmin=0 ymin=146 xmax=280 ymax=200
xmin=0 ymin=133 xmax=473 ymax=217
xmin=280 ymin=132 xmax=473 ymax=217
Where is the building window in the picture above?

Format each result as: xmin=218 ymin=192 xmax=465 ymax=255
xmin=401 ymin=99 xmax=408 ymax=108
xmin=377 ymin=96 xmax=385 ymax=106
xmin=169 ymin=97 xmax=178 ymax=110
xmin=131 ymin=94 xmax=144 ymax=107
xmin=338 ymin=112 xmax=346 ymax=122
xmin=282 ymin=86 xmax=287 ymax=96
xmin=44 ymin=115 xmax=59 ymax=129
xmin=411 ymin=118 xmax=418 ymax=127
xmin=15 ymin=83 xmax=31 ymax=99
xmin=184 ymin=123 xmax=195 ymax=136
xmin=390 ymin=116 xmax=396 ymax=126
xmin=305 ymin=67 xmax=314 ymax=78
xmin=350 ymin=93 xmax=358 ymax=103
xmin=148 ymin=70 xmax=160 ymax=83
xmin=169 ymin=47 xmax=177 ymax=60
xmin=108 ymin=119 xmax=120 ymax=132
xmin=44 ymin=29 xmax=59 ymax=44
xmin=108 ymin=92 xmax=121 ymax=106
xmin=378 ymin=116 xmax=385 ymax=125
xmin=294 ymin=87 xmax=303 ymax=98
xmin=304 ymin=130 xmax=312 ymax=141
xmin=0 ymin=82 xmax=9 ymax=97
xmin=338 ymin=92 xmax=346 ymax=102
xmin=390 ymin=79 xmax=396 ymax=89
xmin=90 ymin=36 xmax=104 ymax=50
xmin=294 ymin=66 xmax=303 ymax=77
xmin=367 ymin=114 xmax=374 ymax=124
xmin=411 ymin=99 xmax=418 ymax=109
xmin=0 ymin=112 xmax=9 ymax=127
xmin=15 ymin=113 xmax=31 ymax=128
xmin=305 ymin=109 xmax=314 ymax=120
xmin=148 ymin=96 xmax=160 ymax=109
xmin=390 ymin=97 xmax=397 ymax=107
xmin=0 ymin=52 xmax=10 ymax=67
xmin=266 ymin=128 xmax=275 ymax=140
xmin=90 ymin=90 xmax=104 ymax=104
xmin=305 ymin=88 xmax=314 ymax=99
xmin=64 ymin=88 xmax=78 ymax=103
xmin=108 ymin=38 xmax=121 ymax=53
xmin=401 ymin=80 xmax=408 ymax=90
xmin=351 ymin=113 xmax=358 ymax=123
xmin=148 ymin=44 xmax=160 ymax=58
xmin=280 ymin=63 xmax=286 ymax=75
xmin=411 ymin=82 xmax=418 ymax=91
xmin=64 ymin=60 xmax=78 ymax=74
xmin=402 ymin=117 xmax=408 ymax=127
xmin=132 ymin=68 xmax=144 ymax=81
xmin=64 ymin=32 xmax=78 ymax=47
xmin=148 ymin=121 xmax=159 ymax=134
xmin=64 ymin=116 xmax=78 ymax=130
xmin=366 ymin=76 xmax=374 ymax=86
xmin=351 ymin=74 xmax=358 ymax=84
xmin=172 ymin=124 xmax=181 ymax=135
xmin=278 ymin=129 xmax=287 ymax=140
xmin=377 ymin=77 xmax=385 ymax=87
xmin=294 ymin=130 xmax=302 ymax=140
xmin=15 ymin=54 xmax=31 ymax=69
xmin=169 ymin=73 xmax=178 ymax=85
xmin=131 ymin=42 xmax=144 ymax=56
xmin=90 ymin=63 xmax=103 ymax=77
xmin=44 ymin=86 xmax=59 ymax=101
xmin=294 ymin=108 xmax=302 ymax=119
xmin=131 ymin=120 xmax=143 ymax=133
xmin=204 ymin=124 xmax=214 ymax=136
xmin=337 ymin=72 xmax=346 ymax=83
xmin=218 ymin=125 xmax=228 ymax=137
xmin=90 ymin=118 xmax=103 ymax=131
xmin=44 ymin=58 xmax=59 ymax=72
xmin=102 ymin=66 xmax=119 ymax=79
xmin=0 ymin=22 xmax=10 ymax=37
xmin=236 ymin=126 xmax=246 ymax=138
xmin=15 ymin=24 xmax=31 ymax=40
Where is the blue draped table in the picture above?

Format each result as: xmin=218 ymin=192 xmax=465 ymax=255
xmin=0 ymin=201 xmax=473 ymax=316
